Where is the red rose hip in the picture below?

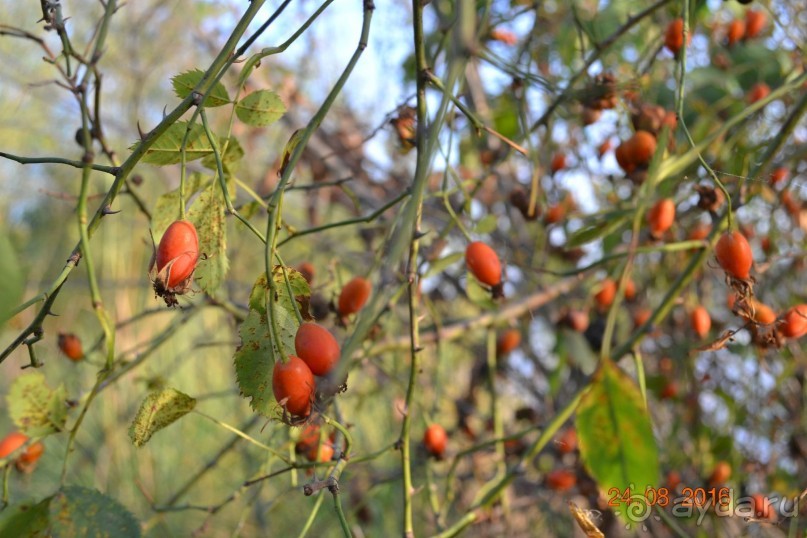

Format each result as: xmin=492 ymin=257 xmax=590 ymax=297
xmin=155 ymin=220 xmax=199 ymax=288
xmin=338 ymin=277 xmax=372 ymax=316
xmin=273 ymin=356 xmax=315 ymax=418
xmin=423 ymin=424 xmax=447 ymax=458
xmin=715 ymin=231 xmax=753 ymax=279
xmin=295 ymin=322 xmax=340 ymax=376
xmin=465 ymin=241 xmax=502 ymax=287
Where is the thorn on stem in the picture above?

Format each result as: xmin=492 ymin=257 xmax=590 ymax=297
xmin=412 ymin=228 xmax=428 ymax=240
xmin=101 ymin=205 xmax=120 ymax=216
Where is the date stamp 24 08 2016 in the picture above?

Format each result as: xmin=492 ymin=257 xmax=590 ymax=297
xmin=604 ymin=486 xmax=794 ymax=527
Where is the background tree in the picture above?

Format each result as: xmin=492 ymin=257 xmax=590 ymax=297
xmin=1 ymin=0 xmax=806 ymax=536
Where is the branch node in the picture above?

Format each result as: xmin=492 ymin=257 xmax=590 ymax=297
xmin=327 ymin=476 xmax=339 ymax=494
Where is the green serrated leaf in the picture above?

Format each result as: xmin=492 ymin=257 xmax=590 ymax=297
xmin=186 ymin=182 xmax=228 ymax=293
xmin=132 ymin=122 xmax=218 ymax=166
xmin=235 ymin=270 xmax=310 ymax=417
xmin=200 ymin=136 xmax=244 ymax=174
xmin=474 ymin=214 xmax=498 ymax=235
xmin=424 ymin=252 xmax=464 ymax=279
xmin=576 ymin=359 xmax=659 ymax=522
xmin=171 ymin=69 xmax=230 ymax=107
xmin=128 ymin=388 xmax=196 ymax=448
xmin=49 ymin=486 xmax=140 ymax=538
xmin=0 ymin=230 xmax=24 ymax=326
xmin=272 ymin=265 xmax=310 ymax=316
xmin=7 ymin=371 xmax=67 ymax=436
xmin=236 ymin=90 xmax=286 ymax=127
xmin=0 ymin=498 xmax=51 ymax=538
xmin=234 ymin=308 xmax=275 ymax=417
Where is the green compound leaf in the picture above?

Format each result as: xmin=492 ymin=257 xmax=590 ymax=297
xmin=576 ymin=358 xmax=659 ymax=522
xmin=49 ymin=486 xmax=140 ymax=538
xmin=235 ymin=90 xmax=286 ymax=127
xmin=171 ymin=69 xmax=230 ymax=107
xmin=129 ymin=388 xmax=196 ymax=448
xmin=200 ymin=136 xmax=245 ymax=174
xmin=132 ymin=121 xmax=219 ymax=166
xmin=186 ymin=181 xmax=228 ymax=293
xmin=7 ymin=371 xmax=67 ymax=436
xmin=234 ymin=269 xmax=310 ymax=417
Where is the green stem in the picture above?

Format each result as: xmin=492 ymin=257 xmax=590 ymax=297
xmin=548 ymin=240 xmax=706 ymax=277
xmin=296 ymin=491 xmax=326 ymax=538
xmin=634 ymin=351 xmax=647 ymax=406
xmin=400 ymin=0 xmax=431 ymax=534
xmin=274 ymin=253 xmax=304 ymax=324
xmin=0 ymin=152 xmax=117 ymax=174
xmin=485 ymin=328 xmax=507 ymax=511
xmin=61 ymin=375 xmax=107 ymax=483
xmin=162 ymin=416 xmax=260 ymax=507
xmin=321 ymin=415 xmax=353 ymax=460
xmin=77 ymin=96 xmax=115 ymax=369
xmin=1 ymin=465 xmax=9 ymax=508
xmin=332 ymin=489 xmax=351 ymax=538
xmin=675 ymin=0 xmax=733 ymax=229
xmin=278 ymin=189 xmax=410 ymax=247
xmin=193 ymin=411 xmax=285 ymax=459
xmin=433 ymin=388 xmax=586 ymax=538
xmin=263 ymin=0 xmax=374 ymax=366
xmin=199 ymin=107 xmax=266 ymax=242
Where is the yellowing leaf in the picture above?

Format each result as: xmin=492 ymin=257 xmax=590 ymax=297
xmin=128 ymin=388 xmax=196 ymax=448
xmin=236 ymin=90 xmax=286 ymax=127
xmin=576 ymin=358 xmax=659 ymax=522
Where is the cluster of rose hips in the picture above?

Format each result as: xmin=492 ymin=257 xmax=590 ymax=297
xmin=0 ymin=432 xmax=44 ymax=474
